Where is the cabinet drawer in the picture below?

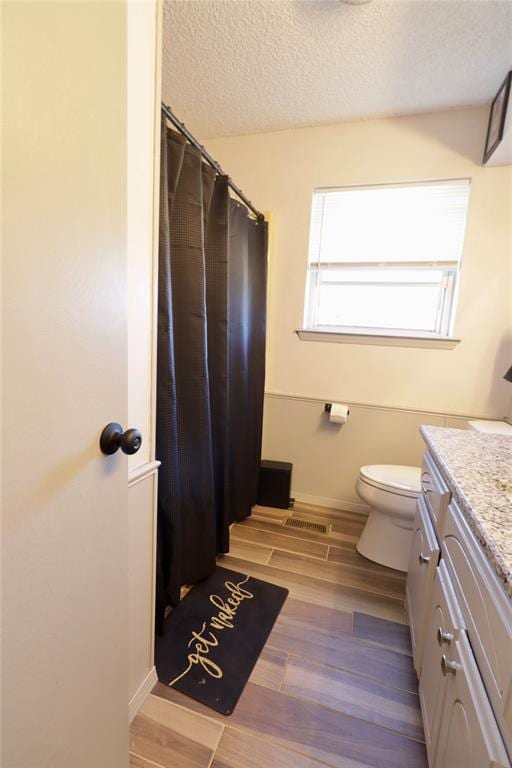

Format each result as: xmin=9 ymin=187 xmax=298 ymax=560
xmin=406 ymin=495 xmax=441 ymax=675
xmin=421 ymin=451 xmax=451 ymax=534
xmin=419 ymin=561 xmax=465 ymax=765
xmin=433 ymin=630 xmax=510 ymax=768
xmin=442 ymin=499 xmax=512 ymax=755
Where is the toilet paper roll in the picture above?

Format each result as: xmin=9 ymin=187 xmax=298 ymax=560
xmin=329 ymin=403 xmax=349 ymax=424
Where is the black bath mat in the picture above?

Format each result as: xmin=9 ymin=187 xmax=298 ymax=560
xmin=155 ymin=566 xmax=288 ymax=715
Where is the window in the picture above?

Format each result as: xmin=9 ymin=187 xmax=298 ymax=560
xmin=303 ymin=180 xmax=470 ymax=341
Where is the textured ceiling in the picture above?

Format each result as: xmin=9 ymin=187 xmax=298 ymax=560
xmin=162 ymin=0 xmax=512 ymax=139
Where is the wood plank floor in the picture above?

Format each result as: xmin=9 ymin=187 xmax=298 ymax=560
xmin=130 ymin=502 xmax=427 ymax=768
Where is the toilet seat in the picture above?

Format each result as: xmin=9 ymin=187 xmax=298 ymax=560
xmin=359 ymin=465 xmax=421 ymax=498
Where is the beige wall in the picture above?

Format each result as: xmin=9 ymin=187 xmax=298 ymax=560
xmin=205 ymin=108 xmax=512 ymax=505
xmin=127 ymin=0 xmax=161 ymax=715
xmin=206 ymin=107 xmax=512 ymax=417
xmin=128 ymin=1 xmax=158 ymax=472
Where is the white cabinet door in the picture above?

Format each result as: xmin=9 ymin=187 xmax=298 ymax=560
xmin=443 ymin=499 xmax=512 ymax=751
xmin=406 ymin=495 xmax=440 ymax=674
xmin=419 ymin=561 xmax=465 ymax=764
xmin=421 ymin=451 xmax=451 ymax=534
xmin=434 ymin=632 xmax=510 ymax=768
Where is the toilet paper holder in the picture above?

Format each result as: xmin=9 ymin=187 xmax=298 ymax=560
xmin=324 ymin=403 xmax=350 ymax=415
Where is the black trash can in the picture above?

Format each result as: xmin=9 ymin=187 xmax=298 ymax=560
xmin=257 ymin=460 xmax=293 ymax=509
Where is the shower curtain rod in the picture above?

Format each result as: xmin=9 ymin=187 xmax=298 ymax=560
xmin=161 ymin=102 xmax=265 ymax=222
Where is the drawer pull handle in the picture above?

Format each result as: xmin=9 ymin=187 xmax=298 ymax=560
xmin=437 ymin=627 xmax=454 ymax=646
xmin=419 ymin=553 xmax=431 ymax=565
xmin=441 ymin=654 xmax=458 ymax=676
xmin=421 ymin=473 xmax=432 ymax=494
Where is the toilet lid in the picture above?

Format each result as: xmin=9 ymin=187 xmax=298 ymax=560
xmin=360 ymin=465 xmax=421 ymax=498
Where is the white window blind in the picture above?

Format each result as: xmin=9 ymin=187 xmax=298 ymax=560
xmin=304 ymin=179 xmax=470 ymax=337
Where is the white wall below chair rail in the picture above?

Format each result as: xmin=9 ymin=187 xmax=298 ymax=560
xmin=129 ymin=667 xmax=158 ymax=724
xmin=262 ymin=392 xmax=474 ymax=510
xmin=128 ymin=465 xmax=159 ymax=713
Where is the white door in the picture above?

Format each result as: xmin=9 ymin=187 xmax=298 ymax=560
xmin=3 ymin=3 xmax=130 ymax=766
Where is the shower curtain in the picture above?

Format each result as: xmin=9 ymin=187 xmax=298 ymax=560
xmin=155 ymin=119 xmax=267 ymax=631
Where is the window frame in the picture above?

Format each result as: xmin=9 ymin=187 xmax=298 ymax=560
xmin=301 ymin=179 xmax=470 ymax=346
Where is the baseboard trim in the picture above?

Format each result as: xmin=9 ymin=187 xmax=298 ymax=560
xmin=129 ymin=666 xmax=158 ymax=722
xmin=292 ymin=491 xmax=370 ymax=516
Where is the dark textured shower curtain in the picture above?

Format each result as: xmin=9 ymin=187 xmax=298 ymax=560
xmin=156 ymin=119 xmax=267 ymax=631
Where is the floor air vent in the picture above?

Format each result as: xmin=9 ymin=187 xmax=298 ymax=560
xmin=284 ymin=518 xmax=328 ymax=534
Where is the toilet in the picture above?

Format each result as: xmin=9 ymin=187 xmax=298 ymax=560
xmin=356 ymin=464 xmax=421 ymax=572
xmin=356 ymin=419 xmax=512 ymax=573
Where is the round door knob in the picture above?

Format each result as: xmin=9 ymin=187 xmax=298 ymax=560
xmin=419 ymin=552 xmax=431 ymax=565
xmin=441 ymin=654 xmax=458 ymax=676
xmin=100 ymin=423 xmax=142 ymax=455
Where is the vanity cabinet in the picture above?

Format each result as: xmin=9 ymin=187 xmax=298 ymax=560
xmin=408 ymin=446 xmax=512 ymax=768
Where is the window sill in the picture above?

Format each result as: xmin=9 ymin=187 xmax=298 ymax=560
xmin=296 ymin=329 xmax=461 ymax=349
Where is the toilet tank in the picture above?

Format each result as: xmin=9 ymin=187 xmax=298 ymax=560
xmin=467 ymin=419 xmax=512 ymax=435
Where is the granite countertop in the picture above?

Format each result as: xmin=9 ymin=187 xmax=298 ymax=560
xmin=420 ymin=425 xmax=512 ymax=599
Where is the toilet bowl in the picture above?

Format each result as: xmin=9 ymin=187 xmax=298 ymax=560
xmin=356 ymin=465 xmax=421 ymax=572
